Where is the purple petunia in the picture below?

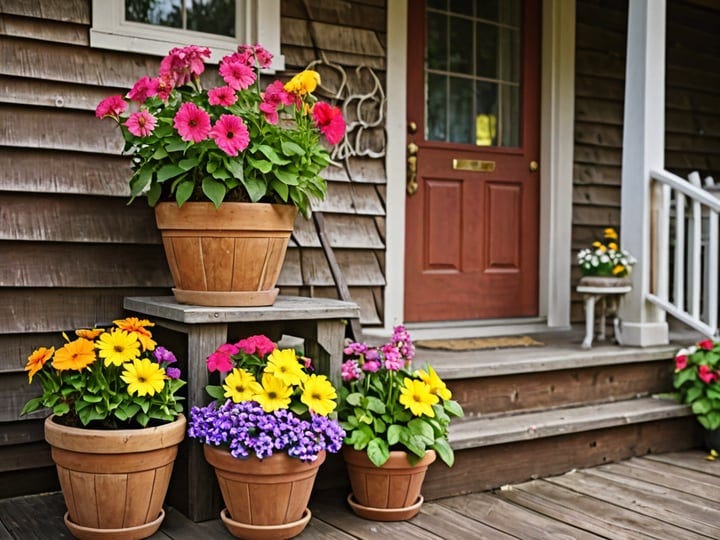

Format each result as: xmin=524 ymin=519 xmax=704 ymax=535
xmin=154 ymin=346 xmax=177 ymax=365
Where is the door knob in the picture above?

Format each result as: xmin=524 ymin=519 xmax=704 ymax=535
xmin=529 ymin=160 xmax=539 ymax=172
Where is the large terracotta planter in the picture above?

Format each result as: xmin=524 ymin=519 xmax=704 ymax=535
xmin=203 ymin=445 xmax=324 ymax=539
xmin=44 ymin=414 xmax=186 ymax=540
xmin=342 ymin=447 xmax=436 ymax=521
xmin=155 ymin=202 xmax=298 ymax=307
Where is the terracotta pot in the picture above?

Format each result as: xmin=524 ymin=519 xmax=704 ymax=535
xmin=155 ymin=202 xmax=298 ymax=307
xmin=44 ymin=414 xmax=186 ymax=540
xmin=203 ymin=445 xmax=324 ymax=538
xmin=342 ymin=447 xmax=436 ymax=520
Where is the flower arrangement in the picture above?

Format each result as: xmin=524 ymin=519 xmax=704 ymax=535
xmin=338 ymin=326 xmax=464 ymax=467
xmin=577 ymin=227 xmax=636 ymax=278
xmin=187 ymin=334 xmax=345 ymax=462
xmin=672 ymin=339 xmax=720 ymax=430
xmin=21 ymin=318 xmax=185 ymax=428
xmin=96 ymin=43 xmax=345 ymax=217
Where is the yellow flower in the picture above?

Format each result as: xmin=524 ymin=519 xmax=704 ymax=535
xmin=604 ymin=227 xmax=618 ymax=240
xmin=399 ymin=378 xmax=438 ymax=417
xmin=254 ymin=373 xmax=293 ymax=412
xmin=76 ymin=328 xmax=103 ymax=340
xmin=25 ymin=347 xmax=54 ymax=382
xmin=300 ymin=374 xmax=337 ymax=416
xmin=121 ymin=358 xmax=166 ymax=397
xmin=53 ymin=338 xmax=97 ymax=371
xmin=612 ymin=264 xmax=625 ymax=275
xmin=415 ymin=366 xmax=452 ymax=400
xmin=223 ymin=368 xmax=262 ymax=403
xmin=608 ymin=242 xmax=618 ymax=251
xmin=284 ymin=70 xmax=320 ymax=96
xmin=113 ymin=317 xmax=156 ymax=351
xmin=96 ymin=329 xmax=141 ymax=367
xmin=265 ymin=348 xmax=307 ymax=386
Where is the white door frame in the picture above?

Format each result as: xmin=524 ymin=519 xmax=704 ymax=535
xmin=371 ymin=0 xmax=575 ymax=339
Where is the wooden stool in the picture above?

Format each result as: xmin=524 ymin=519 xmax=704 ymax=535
xmin=576 ymin=277 xmax=632 ymax=349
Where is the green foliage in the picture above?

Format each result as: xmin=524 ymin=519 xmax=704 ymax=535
xmin=672 ymin=339 xmax=720 ymax=430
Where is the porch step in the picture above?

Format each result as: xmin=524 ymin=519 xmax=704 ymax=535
xmin=448 ymin=396 xmax=691 ymax=450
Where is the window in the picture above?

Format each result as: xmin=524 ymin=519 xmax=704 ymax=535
xmin=91 ymin=0 xmax=284 ymax=71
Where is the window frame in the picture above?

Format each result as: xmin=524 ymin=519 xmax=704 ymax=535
xmin=90 ymin=0 xmax=284 ymax=71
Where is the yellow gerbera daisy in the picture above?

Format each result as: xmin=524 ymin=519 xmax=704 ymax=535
xmin=265 ymin=348 xmax=307 ymax=386
xmin=96 ymin=329 xmax=141 ymax=367
xmin=608 ymin=242 xmax=618 ymax=251
xmin=399 ymin=378 xmax=438 ymax=417
xmin=415 ymin=366 xmax=452 ymax=400
xmin=604 ymin=227 xmax=618 ymax=240
xmin=121 ymin=358 xmax=166 ymax=397
xmin=113 ymin=317 xmax=156 ymax=351
xmin=25 ymin=346 xmax=54 ymax=382
xmin=223 ymin=368 xmax=262 ymax=403
xmin=53 ymin=338 xmax=97 ymax=371
xmin=75 ymin=328 xmax=104 ymax=340
xmin=284 ymin=70 xmax=320 ymax=96
xmin=253 ymin=373 xmax=292 ymax=412
xmin=300 ymin=374 xmax=337 ymax=416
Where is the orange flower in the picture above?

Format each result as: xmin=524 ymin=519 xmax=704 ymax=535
xmin=52 ymin=338 xmax=97 ymax=371
xmin=113 ymin=317 xmax=156 ymax=351
xmin=25 ymin=347 xmax=54 ymax=382
xmin=76 ymin=328 xmax=104 ymax=340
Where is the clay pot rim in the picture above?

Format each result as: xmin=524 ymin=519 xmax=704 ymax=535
xmin=155 ymin=201 xmax=298 ymax=231
xmin=342 ymin=446 xmax=437 ymax=468
xmin=204 ymin=444 xmax=327 ymax=473
xmin=44 ymin=414 xmax=186 ymax=454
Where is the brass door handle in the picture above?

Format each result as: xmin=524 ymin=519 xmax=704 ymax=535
xmin=407 ymin=142 xmax=418 ymax=195
xmin=529 ymin=160 xmax=539 ymax=172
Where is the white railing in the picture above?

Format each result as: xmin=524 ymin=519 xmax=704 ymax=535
xmin=648 ymin=169 xmax=720 ymax=338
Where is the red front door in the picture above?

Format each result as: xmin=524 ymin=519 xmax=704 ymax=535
xmin=404 ymin=0 xmax=541 ymax=322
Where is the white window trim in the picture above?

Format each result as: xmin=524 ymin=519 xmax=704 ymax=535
xmin=90 ymin=0 xmax=284 ymax=71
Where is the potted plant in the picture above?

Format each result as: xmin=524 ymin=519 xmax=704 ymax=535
xmin=187 ymin=334 xmax=345 ymax=539
xmin=577 ymin=227 xmax=636 ymax=285
xmin=337 ymin=325 xmax=464 ymax=521
xmin=672 ymin=339 xmax=720 ymax=451
xmin=21 ymin=317 xmax=186 ymax=539
xmin=96 ymin=43 xmax=345 ymax=308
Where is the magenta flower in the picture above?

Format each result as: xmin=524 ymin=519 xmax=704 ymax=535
xmin=312 ymin=102 xmax=345 ymax=145
xmin=124 ymin=110 xmax=157 ymax=137
xmin=699 ymin=365 xmax=719 ymax=384
xmin=224 ymin=47 xmax=255 ymax=68
xmin=674 ymin=354 xmax=688 ymax=371
xmin=260 ymin=80 xmax=295 ymax=124
xmin=219 ymin=60 xmax=256 ymax=90
xmin=344 ymin=341 xmax=369 ymax=356
xmin=95 ymin=95 xmax=127 ymax=119
xmin=166 ymin=367 xmax=182 ymax=380
xmin=341 ymin=359 xmax=362 ymax=382
xmin=254 ymin=44 xmax=273 ymax=69
xmin=382 ymin=344 xmax=404 ymax=371
xmin=174 ymin=102 xmax=211 ymax=142
xmin=210 ymin=114 xmax=250 ymax=156
xmin=206 ymin=343 xmax=239 ymax=372
xmin=155 ymin=74 xmax=174 ymax=101
xmin=208 ymin=86 xmax=238 ymax=106
xmin=235 ymin=335 xmax=276 ymax=357
xmin=699 ymin=339 xmax=715 ymax=351
xmin=160 ymin=45 xmax=211 ymax=86
xmin=127 ymin=76 xmax=159 ymax=103
xmin=361 ymin=359 xmax=381 ymax=373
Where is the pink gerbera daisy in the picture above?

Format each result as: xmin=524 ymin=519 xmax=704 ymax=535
xmin=312 ymin=102 xmax=346 ymax=145
xmin=253 ymin=44 xmax=273 ymax=69
xmin=173 ymin=102 xmax=211 ymax=142
xmin=210 ymin=114 xmax=250 ymax=156
xmin=155 ymin=74 xmax=174 ymax=101
xmin=208 ymin=86 xmax=238 ymax=107
xmin=127 ymin=76 xmax=159 ymax=103
xmin=160 ymin=45 xmax=211 ymax=87
xmin=124 ymin=110 xmax=157 ymax=137
xmin=219 ymin=60 xmax=256 ymax=91
xmin=95 ymin=95 xmax=127 ymax=119
xmin=259 ymin=80 xmax=295 ymax=124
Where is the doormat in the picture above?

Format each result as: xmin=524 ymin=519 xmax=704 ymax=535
xmin=415 ymin=335 xmax=544 ymax=351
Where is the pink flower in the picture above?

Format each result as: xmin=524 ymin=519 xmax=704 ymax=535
xmin=341 ymin=359 xmax=362 ymax=382
xmin=219 ymin=60 xmax=256 ymax=91
xmin=235 ymin=335 xmax=276 ymax=357
xmin=699 ymin=339 xmax=715 ymax=351
xmin=124 ymin=110 xmax=157 ymax=137
xmin=361 ymin=359 xmax=380 ymax=373
xmin=674 ymin=354 xmax=688 ymax=371
xmin=260 ymin=80 xmax=295 ymax=124
xmin=224 ymin=47 xmax=255 ymax=68
xmin=160 ymin=45 xmax=211 ymax=86
xmin=210 ymin=115 xmax=250 ymax=156
xmin=156 ymin=74 xmax=174 ymax=101
xmin=312 ymin=102 xmax=345 ymax=145
xmin=206 ymin=343 xmax=239 ymax=372
xmin=254 ymin=44 xmax=273 ymax=69
xmin=698 ymin=364 xmax=719 ymax=384
xmin=127 ymin=76 xmax=159 ymax=103
xmin=208 ymin=86 xmax=237 ymax=106
xmin=174 ymin=102 xmax=211 ymax=142
xmin=382 ymin=344 xmax=404 ymax=371
xmin=95 ymin=95 xmax=127 ymax=119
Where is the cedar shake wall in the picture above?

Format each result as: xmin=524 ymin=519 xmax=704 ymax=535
xmin=0 ymin=0 xmax=387 ymax=493
xmin=571 ymin=0 xmax=720 ymax=322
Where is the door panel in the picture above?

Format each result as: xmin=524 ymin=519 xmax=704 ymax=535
xmin=405 ymin=0 xmax=540 ymax=322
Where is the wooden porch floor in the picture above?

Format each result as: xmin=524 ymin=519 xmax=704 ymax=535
xmin=1 ymin=450 xmax=717 ymax=539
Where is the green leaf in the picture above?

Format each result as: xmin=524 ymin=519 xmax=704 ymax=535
xmin=175 ymin=180 xmax=195 ymax=206
xmin=433 ymin=437 xmax=454 ymax=467
xmin=443 ymin=399 xmax=464 ymax=418
xmin=346 ymin=392 xmax=363 ymax=407
xmin=225 ymin=157 xmax=244 ymax=180
xmin=270 ymin=179 xmax=289 ymax=202
xmin=147 ymin=183 xmax=162 ymax=206
xmin=408 ymin=418 xmax=435 ymax=444
xmin=373 ymin=416 xmax=386 ymax=434
xmin=202 ymin=177 xmax=226 ymax=208
xmin=346 ymin=427 xmax=371 ymax=450
xmin=240 ymin=177 xmax=267 ymax=202
xmin=82 ymin=394 xmax=102 ymax=403
xmin=178 ymin=157 xmax=199 ymax=170
xmin=365 ymin=396 xmax=386 ymax=415
xmin=281 ymin=141 xmax=305 ymax=156
xmin=247 ymin=157 xmax=272 ymax=174
xmin=129 ymin=167 xmax=153 ymax=197
xmin=53 ymin=402 xmax=70 ymax=416
xmin=257 ymin=144 xmax=290 ymax=165
xmin=165 ymin=139 xmax=187 ymax=152
xmin=136 ymin=412 xmax=150 ymax=427
xmin=206 ymin=385 xmax=225 ymax=400
xmin=387 ymin=424 xmax=405 ymax=446
xmin=211 ymin=167 xmax=231 ymax=180
xmin=367 ymin=438 xmax=390 ymax=467
xmin=152 ymin=147 xmax=168 ymax=160
xmin=692 ymin=399 xmax=712 ymax=415
xmin=273 ymin=169 xmax=299 ymax=185
xmin=157 ymin=164 xmax=185 ymax=183
xmin=20 ymin=397 xmax=44 ymax=416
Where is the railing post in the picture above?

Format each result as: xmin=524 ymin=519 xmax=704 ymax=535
xmin=617 ymin=0 xmax=669 ymax=346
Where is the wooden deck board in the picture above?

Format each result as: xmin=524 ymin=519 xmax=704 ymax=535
xmin=0 ymin=450 xmax=718 ymax=539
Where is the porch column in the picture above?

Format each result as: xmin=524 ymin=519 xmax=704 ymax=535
xmin=618 ymin=0 xmax=668 ymax=346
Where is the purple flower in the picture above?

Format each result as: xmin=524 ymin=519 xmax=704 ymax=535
xmin=361 ymin=359 xmax=381 ymax=373
xmin=166 ymin=367 xmax=181 ymax=379
xmin=382 ymin=344 xmax=404 ymax=371
xmin=154 ymin=346 xmax=177 ymax=365
xmin=341 ymin=359 xmax=362 ymax=381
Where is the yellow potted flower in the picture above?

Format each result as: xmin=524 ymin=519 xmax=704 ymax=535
xmin=21 ymin=318 xmax=186 ymax=539
xmin=338 ymin=326 xmax=464 ymax=521
xmin=577 ymin=227 xmax=636 ymax=279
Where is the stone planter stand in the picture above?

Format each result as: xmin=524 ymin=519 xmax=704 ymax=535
xmin=577 ymin=276 xmax=632 ymax=349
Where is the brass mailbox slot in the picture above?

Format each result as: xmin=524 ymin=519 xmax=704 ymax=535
xmin=452 ymin=159 xmax=495 ymax=172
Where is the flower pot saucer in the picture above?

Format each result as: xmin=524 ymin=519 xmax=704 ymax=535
xmin=64 ymin=510 xmax=164 ymax=540
xmin=346 ymin=493 xmax=424 ymax=521
xmin=220 ymin=507 xmax=311 ymax=539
